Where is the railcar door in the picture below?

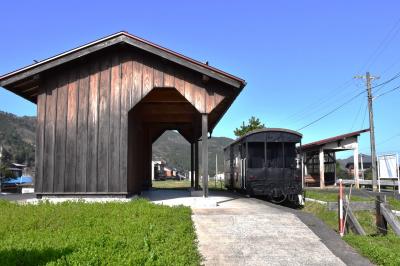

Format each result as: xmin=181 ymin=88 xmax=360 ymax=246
xmin=246 ymin=141 xmax=265 ymax=194
xmin=266 ymin=142 xmax=285 ymax=198
xmin=283 ymin=142 xmax=297 ymax=179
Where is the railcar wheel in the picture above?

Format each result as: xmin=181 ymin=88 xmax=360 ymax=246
xmin=271 ymin=194 xmax=287 ymax=204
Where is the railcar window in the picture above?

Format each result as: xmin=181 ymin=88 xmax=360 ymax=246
xmin=284 ymin=143 xmax=296 ymax=168
xmin=248 ymin=142 xmax=264 ymax=168
xmin=266 ymin=142 xmax=283 ymax=168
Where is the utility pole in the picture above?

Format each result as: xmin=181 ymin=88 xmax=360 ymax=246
xmin=355 ymin=72 xmax=379 ymax=191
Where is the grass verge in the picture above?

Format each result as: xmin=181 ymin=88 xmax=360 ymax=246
xmin=303 ymin=199 xmax=400 ymax=265
xmin=0 ymin=199 xmax=201 ymax=266
xmin=305 ymin=190 xmax=371 ymax=202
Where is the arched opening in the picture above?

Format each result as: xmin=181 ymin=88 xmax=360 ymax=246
xmin=152 ymin=130 xmax=192 ymax=189
xmin=127 ymin=87 xmax=202 ymax=194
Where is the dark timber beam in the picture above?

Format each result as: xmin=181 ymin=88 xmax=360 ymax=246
xmin=202 ymin=114 xmax=209 ymax=197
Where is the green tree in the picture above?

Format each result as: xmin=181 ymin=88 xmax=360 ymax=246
xmin=234 ymin=116 xmax=265 ymax=137
xmin=336 ymin=162 xmax=348 ymax=179
xmin=0 ymin=147 xmax=13 ymax=178
xmin=0 ymin=147 xmax=12 ymax=168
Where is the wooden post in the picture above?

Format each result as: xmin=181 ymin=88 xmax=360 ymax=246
xmin=319 ymin=148 xmax=325 ymax=189
xmin=190 ymin=143 xmax=194 ymax=188
xmin=353 ymin=141 xmax=360 ymax=189
xmin=343 ymin=196 xmax=366 ymax=235
xmin=202 ymin=114 xmax=209 ymax=197
xmin=376 ymin=195 xmax=388 ymax=235
xmin=195 ymin=141 xmax=199 ymax=190
xmin=380 ymin=201 xmax=400 ymax=236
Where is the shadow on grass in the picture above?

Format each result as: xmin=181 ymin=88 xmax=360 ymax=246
xmin=0 ymin=247 xmax=73 ymax=266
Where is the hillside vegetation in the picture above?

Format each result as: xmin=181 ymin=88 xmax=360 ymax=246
xmin=153 ymin=130 xmax=233 ymax=176
xmin=0 ymin=111 xmax=233 ymax=175
xmin=0 ymin=111 xmax=36 ymax=167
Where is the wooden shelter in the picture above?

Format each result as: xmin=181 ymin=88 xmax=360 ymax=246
xmin=0 ymin=32 xmax=246 ymax=197
xmin=301 ymin=129 xmax=369 ymax=189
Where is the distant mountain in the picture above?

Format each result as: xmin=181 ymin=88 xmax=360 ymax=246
xmin=0 ymin=111 xmax=233 ymax=175
xmin=0 ymin=111 xmax=36 ymax=166
xmin=153 ymin=130 xmax=233 ymax=176
xmin=337 ymin=154 xmax=371 ymax=169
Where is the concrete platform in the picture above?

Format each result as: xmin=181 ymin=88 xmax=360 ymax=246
xmin=144 ymin=189 xmax=372 ymax=266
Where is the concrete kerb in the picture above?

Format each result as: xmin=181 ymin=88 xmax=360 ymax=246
xmin=247 ymin=197 xmax=374 ymax=266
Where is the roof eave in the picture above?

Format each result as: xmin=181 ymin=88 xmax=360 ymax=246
xmin=0 ymin=32 xmax=245 ymax=91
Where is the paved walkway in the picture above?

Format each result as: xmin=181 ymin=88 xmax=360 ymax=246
xmin=193 ymin=197 xmax=344 ymax=266
xmin=143 ymin=190 xmax=372 ymax=266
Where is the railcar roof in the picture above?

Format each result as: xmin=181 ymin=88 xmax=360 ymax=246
xmin=225 ymin=128 xmax=303 ymax=149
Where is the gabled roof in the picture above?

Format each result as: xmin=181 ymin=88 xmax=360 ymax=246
xmin=0 ymin=31 xmax=246 ymax=102
xmin=302 ymin=128 xmax=370 ymax=151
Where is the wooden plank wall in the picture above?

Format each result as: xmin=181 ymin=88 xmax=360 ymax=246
xmin=35 ymin=47 xmax=230 ymax=194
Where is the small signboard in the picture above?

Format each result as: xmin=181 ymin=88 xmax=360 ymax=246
xmin=377 ymin=154 xmax=400 ymax=193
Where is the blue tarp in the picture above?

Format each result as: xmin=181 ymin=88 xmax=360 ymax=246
xmin=1 ymin=176 xmax=32 ymax=184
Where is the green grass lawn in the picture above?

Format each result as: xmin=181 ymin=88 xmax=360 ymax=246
xmin=388 ymin=197 xmax=400 ymax=210
xmin=305 ymin=189 xmax=400 ymax=210
xmin=305 ymin=189 xmax=372 ymax=202
xmin=303 ymin=197 xmax=400 ymax=265
xmin=152 ymin=179 xmax=226 ymax=190
xmin=0 ymin=199 xmax=201 ymax=266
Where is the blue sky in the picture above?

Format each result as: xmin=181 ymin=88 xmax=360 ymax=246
xmin=1 ymin=1 xmax=400 ymax=158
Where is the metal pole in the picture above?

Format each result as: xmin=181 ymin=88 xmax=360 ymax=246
xmin=366 ymin=72 xmax=378 ymax=191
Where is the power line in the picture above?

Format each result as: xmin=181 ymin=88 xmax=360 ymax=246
xmin=349 ymin=98 xmax=364 ymax=131
xmin=372 ymin=71 xmax=400 ymax=91
xmin=297 ymin=90 xmax=366 ymax=131
xmin=374 ymin=84 xmax=400 ymax=100
xmin=380 ymin=56 xmax=400 ymax=76
xmin=288 ymin=82 xmax=367 ymax=126
xmin=376 ymin=133 xmax=400 ymax=146
xmin=360 ymin=103 xmax=368 ymax=129
xmin=283 ymin=79 xmax=354 ymax=123
xmin=358 ymin=17 xmax=400 ymax=72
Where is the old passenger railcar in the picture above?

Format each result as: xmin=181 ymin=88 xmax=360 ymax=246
xmin=224 ymin=128 xmax=303 ymax=204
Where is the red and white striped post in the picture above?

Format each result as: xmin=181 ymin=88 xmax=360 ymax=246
xmin=338 ymin=178 xmax=344 ymax=236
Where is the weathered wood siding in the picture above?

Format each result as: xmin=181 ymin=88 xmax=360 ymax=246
xmin=35 ymin=47 xmax=231 ymax=194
